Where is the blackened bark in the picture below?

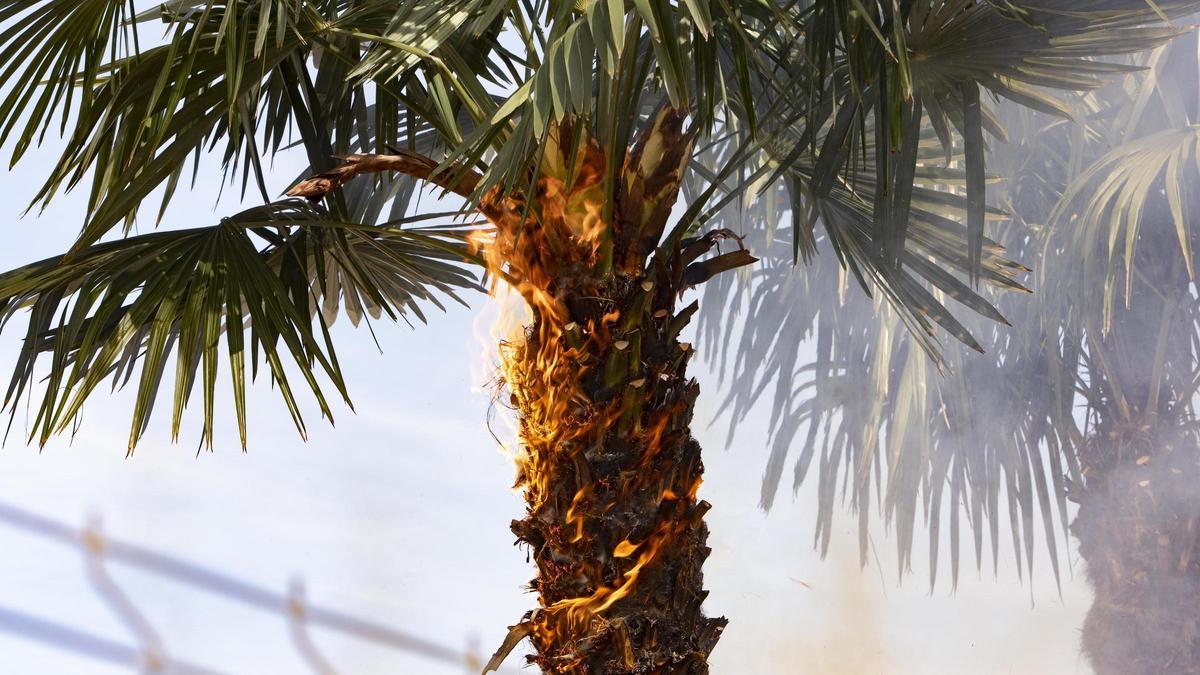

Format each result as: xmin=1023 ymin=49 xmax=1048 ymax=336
xmin=508 ymin=279 xmax=726 ymax=673
xmin=483 ymin=111 xmax=730 ymax=674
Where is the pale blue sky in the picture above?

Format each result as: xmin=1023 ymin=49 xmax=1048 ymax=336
xmin=0 ymin=49 xmax=1093 ymax=675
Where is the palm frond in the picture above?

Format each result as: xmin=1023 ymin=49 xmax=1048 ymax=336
xmin=700 ymin=27 xmax=1200 ymax=590
xmin=0 ymin=200 xmax=478 ymax=451
xmin=3 ymin=0 xmax=1198 ymax=460
xmin=1053 ymin=124 xmax=1200 ymax=322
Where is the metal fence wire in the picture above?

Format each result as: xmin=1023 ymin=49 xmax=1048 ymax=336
xmin=0 ymin=501 xmax=511 ymax=674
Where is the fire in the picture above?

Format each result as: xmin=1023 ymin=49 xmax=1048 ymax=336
xmin=472 ymin=123 xmax=660 ymax=650
xmin=565 ymin=487 xmax=590 ymax=543
xmin=613 ymin=540 xmax=640 ymax=558
xmin=288 ymin=108 xmax=735 ymax=673
xmin=475 ymin=111 xmax=730 ymax=673
xmin=544 ymin=527 xmax=670 ymax=626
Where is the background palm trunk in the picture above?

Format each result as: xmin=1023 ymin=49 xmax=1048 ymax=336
xmin=1072 ymin=224 xmax=1200 ymax=674
xmin=1074 ymin=433 xmax=1200 ymax=674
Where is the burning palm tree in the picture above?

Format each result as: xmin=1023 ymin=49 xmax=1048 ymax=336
xmin=0 ymin=1 xmax=1193 ymax=672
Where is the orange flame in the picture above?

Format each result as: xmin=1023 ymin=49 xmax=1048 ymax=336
xmin=471 ymin=118 xmax=705 ymax=666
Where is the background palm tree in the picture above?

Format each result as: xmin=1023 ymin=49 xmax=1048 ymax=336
xmin=707 ymin=23 xmax=1200 ymax=675
xmin=0 ymin=1 xmax=1193 ymax=673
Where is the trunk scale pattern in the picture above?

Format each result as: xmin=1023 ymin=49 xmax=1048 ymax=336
xmin=480 ymin=110 xmax=750 ymax=674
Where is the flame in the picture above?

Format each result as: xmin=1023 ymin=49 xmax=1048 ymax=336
xmin=545 ymin=527 xmax=670 ymax=624
xmin=471 ymin=116 xmax=711 ymax=669
xmin=613 ymin=540 xmax=640 ymax=558
xmin=564 ymin=487 xmax=590 ymax=543
xmin=470 ymin=278 xmax=530 ymax=464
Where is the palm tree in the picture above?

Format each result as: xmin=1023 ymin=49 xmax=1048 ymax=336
xmin=0 ymin=2 xmax=1191 ymax=673
xmin=708 ymin=25 xmax=1200 ymax=675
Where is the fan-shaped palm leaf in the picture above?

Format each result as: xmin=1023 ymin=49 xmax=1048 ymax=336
xmin=0 ymin=200 xmax=476 ymax=450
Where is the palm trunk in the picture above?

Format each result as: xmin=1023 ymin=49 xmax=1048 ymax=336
xmin=1073 ymin=429 xmax=1200 ymax=674
xmin=1072 ymin=225 xmax=1200 ymax=674
xmin=506 ymin=278 xmax=726 ymax=673
xmin=480 ymin=111 xmax=742 ymax=674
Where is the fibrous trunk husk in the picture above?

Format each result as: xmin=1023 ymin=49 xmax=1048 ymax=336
xmin=482 ymin=111 xmax=741 ymax=673
xmin=1074 ymin=426 xmax=1200 ymax=675
xmin=1072 ymin=233 xmax=1200 ymax=674
xmin=505 ymin=280 xmax=726 ymax=673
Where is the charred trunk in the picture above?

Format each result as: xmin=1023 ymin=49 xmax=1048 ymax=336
xmin=506 ymin=280 xmax=726 ymax=673
xmin=480 ymin=111 xmax=748 ymax=673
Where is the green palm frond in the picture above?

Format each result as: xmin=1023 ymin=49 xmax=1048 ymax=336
xmin=11 ymin=0 xmax=504 ymax=250
xmin=0 ymin=0 xmax=141 ymax=165
xmin=0 ymin=200 xmax=477 ymax=451
xmin=790 ymin=0 xmax=1193 ymax=282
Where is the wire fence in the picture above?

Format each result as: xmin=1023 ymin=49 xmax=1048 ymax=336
xmin=0 ymin=501 xmax=515 ymax=674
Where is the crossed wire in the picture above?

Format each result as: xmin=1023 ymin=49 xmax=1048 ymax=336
xmin=0 ymin=501 xmax=514 ymax=674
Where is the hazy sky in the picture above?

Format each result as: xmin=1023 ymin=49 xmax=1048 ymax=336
xmin=0 ymin=93 xmax=1094 ymax=675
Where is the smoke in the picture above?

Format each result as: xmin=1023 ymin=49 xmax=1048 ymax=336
xmin=763 ymin=551 xmax=891 ymax=674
